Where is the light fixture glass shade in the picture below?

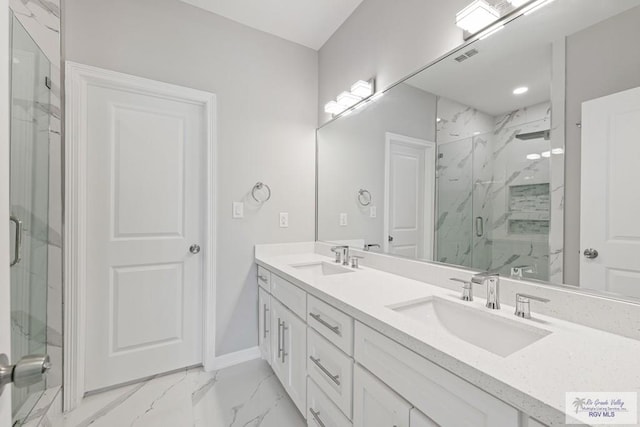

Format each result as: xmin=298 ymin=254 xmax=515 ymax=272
xmin=337 ymin=91 xmax=362 ymax=108
xmin=456 ymin=0 xmax=500 ymax=33
xmin=324 ymin=101 xmax=343 ymax=115
xmin=350 ymin=80 xmax=374 ymax=98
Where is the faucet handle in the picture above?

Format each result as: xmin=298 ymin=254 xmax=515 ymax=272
xmin=450 ymin=278 xmax=473 ymax=301
xmin=351 ymin=255 xmax=363 ymax=269
xmin=515 ymin=293 xmax=550 ymax=319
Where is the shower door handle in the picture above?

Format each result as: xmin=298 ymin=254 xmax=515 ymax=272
xmin=475 ymin=216 xmax=484 ymax=238
xmin=10 ymin=216 xmax=23 ymax=266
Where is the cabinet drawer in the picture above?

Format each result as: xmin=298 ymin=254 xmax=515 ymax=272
xmin=307 ymin=377 xmax=352 ymax=427
xmin=308 ymin=328 xmax=353 ymax=419
xmin=272 ymin=274 xmax=306 ymax=319
xmin=354 ymin=322 xmax=519 ymax=427
xmin=257 ymin=266 xmax=271 ymax=291
xmin=353 ymin=364 xmax=411 ymax=427
xmin=307 ymin=295 xmax=354 ymax=356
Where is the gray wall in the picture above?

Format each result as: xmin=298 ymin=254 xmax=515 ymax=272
xmin=64 ymin=0 xmax=318 ymax=356
xmin=564 ymin=6 xmax=640 ymax=285
xmin=318 ymin=0 xmax=468 ymax=125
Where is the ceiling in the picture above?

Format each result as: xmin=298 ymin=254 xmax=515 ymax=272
xmin=178 ymin=0 xmax=364 ymax=50
xmin=406 ymin=0 xmax=640 ymax=116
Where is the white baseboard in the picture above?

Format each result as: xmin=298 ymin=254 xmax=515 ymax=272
xmin=211 ymin=346 xmax=261 ymax=371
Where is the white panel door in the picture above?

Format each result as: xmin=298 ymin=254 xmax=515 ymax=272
xmin=384 ymin=133 xmax=436 ymax=260
xmin=84 ymin=77 xmax=205 ymax=391
xmin=581 ymin=86 xmax=640 ymax=297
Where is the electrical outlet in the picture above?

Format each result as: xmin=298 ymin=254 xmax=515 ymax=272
xmin=340 ymin=213 xmax=348 ymax=226
xmin=370 ymin=206 xmax=377 ymax=218
xmin=232 ymin=202 xmax=244 ymax=219
xmin=279 ymin=212 xmax=289 ymax=228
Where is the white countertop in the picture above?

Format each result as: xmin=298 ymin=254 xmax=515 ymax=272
xmin=255 ymin=248 xmax=640 ymax=426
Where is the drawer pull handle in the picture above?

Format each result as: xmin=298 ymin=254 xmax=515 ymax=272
xmin=309 ymin=356 xmax=340 ymax=386
xmin=310 ymin=408 xmax=326 ymax=427
xmin=258 ymin=274 xmax=268 ymax=282
xmin=263 ymin=305 xmax=269 ymax=339
xmin=277 ymin=319 xmax=283 ymax=360
xmin=309 ymin=313 xmax=341 ymax=336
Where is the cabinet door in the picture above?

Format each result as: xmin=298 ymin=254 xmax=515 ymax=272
xmin=282 ymin=304 xmax=307 ymax=417
xmin=353 ymin=365 xmax=411 ymax=427
xmin=258 ymin=287 xmax=271 ymax=364
xmin=270 ymin=298 xmax=288 ymax=386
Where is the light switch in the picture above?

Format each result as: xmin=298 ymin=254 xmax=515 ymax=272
xmin=340 ymin=213 xmax=348 ymax=226
xmin=279 ymin=212 xmax=289 ymax=228
xmin=232 ymin=202 xmax=244 ymax=219
xmin=370 ymin=206 xmax=377 ymax=218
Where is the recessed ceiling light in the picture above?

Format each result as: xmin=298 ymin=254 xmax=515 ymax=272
xmin=436 ymin=117 xmax=442 ymax=123
xmin=541 ymin=151 xmax=551 ymax=158
xmin=513 ymin=86 xmax=529 ymax=95
xmin=526 ymin=153 xmax=541 ymax=160
xmin=473 ymin=131 xmax=481 ymax=135
xmin=552 ymin=148 xmax=564 ymax=155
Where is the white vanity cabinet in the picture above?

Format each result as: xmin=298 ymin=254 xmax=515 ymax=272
xmin=270 ymin=297 xmax=307 ymax=416
xmin=258 ymin=286 xmax=271 ymax=363
xmin=353 ymin=364 xmax=411 ymax=427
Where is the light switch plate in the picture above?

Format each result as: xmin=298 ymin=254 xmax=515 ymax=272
xmin=370 ymin=206 xmax=377 ymax=218
xmin=232 ymin=202 xmax=244 ymax=219
xmin=340 ymin=213 xmax=348 ymax=226
xmin=279 ymin=212 xmax=289 ymax=228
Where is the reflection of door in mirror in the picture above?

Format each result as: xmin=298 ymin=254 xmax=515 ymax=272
xmin=383 ymin=133 xmax=436 ymax=260
xmin=581 ymin=86 xmax=640 ymax=298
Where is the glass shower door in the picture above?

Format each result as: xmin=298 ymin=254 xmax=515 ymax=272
xmin=9 ymin=14 xmax=51 ymax=422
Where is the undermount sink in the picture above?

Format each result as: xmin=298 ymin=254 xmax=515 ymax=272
xmin=291 ymin=261 xmax=354 ymax=276
xmin=389 ymin=297 xmax=551 ymax=357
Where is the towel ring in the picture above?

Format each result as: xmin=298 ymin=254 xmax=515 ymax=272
xmin=358 ymin=189 xmax=372 ymax=206
xmin=252 ymin=182 xmax=271 ymax=203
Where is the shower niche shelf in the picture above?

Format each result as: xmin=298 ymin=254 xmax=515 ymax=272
xmin=507 ymin=183 xmax=550 ymax=235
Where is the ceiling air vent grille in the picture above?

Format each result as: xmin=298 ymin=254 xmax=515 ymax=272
xmin=454 ymin=48 xmax=479 ymax=63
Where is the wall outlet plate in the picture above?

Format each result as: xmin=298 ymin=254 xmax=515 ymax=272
xmin=340 ymin=213 xmax=348 ymax=226
xmin=232 ymin=202 xmax=244 ymax=219
xmin=279 ymin=212 xmax=289 ymax=228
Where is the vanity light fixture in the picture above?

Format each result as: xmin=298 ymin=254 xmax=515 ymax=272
xmin=324 ymin=78 xmax=377 ymax=117
xmin=456 ymin=0 xmax=500 ymax=34
xmin=513 ymin=86 xmax=529 ymax=95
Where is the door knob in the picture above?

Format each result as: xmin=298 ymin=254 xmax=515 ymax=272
xmin=583 ymin=248 xmax=599 ymax=259
xmin=0 ymin=353 xmax=50 ymax=396
xmin=189 ymin=244 xmax=201 ymax=254
xmin=388 ymin=235 xmax=394 ymax=242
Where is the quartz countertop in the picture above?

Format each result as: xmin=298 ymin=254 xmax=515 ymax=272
xmin=255 ymin=246 xmax=640 ymax=426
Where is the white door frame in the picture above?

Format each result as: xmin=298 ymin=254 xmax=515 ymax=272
xmin=63 ymin=62 xmax=217 ymax=411
xmin=383 ymin=132 xmax=436 ymax=258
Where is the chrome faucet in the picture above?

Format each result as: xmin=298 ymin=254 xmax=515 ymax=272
xmin=471 ymin=272 xmax=500 ymax=309
xmin=330 ymin=245 xmax=350 ymax=266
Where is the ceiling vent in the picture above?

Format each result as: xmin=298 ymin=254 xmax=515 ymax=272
xmin=454 ymin=48 xmax=479 ymax=63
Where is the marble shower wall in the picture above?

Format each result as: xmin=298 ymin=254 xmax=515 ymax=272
xmin=436 ymin=97 xmax=562 ymax=281
xmin=10 ymin=0 xmax=63 ymax=412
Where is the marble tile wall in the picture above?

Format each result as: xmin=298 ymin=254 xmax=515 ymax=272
xmin=10 ymin=0 xmax=63 ymax=422
xmin=435 ymin=97 xmax=562 ymax=282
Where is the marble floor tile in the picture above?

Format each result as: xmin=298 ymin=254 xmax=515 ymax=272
xmin=62 ymin=359 xmax=306 ymax=427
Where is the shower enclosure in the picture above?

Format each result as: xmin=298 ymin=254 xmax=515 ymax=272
xmin=435 ymin=98 xmax=552 ymax=281
xmin=9 ymin=13 xmax=51 ymax=423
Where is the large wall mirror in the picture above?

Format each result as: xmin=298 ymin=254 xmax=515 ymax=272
xmin=317 ymin=0 xmax=640 ymax=302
